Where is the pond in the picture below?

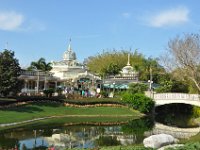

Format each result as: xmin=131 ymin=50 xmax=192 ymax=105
xmin=0 ymin=117 xmax=154 ymax=150
xmin=1 ymin=104 xmax=200 ymax=150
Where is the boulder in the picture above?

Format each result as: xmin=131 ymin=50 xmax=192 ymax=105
xmin=143 ymin=134 xmax=178 ymax=149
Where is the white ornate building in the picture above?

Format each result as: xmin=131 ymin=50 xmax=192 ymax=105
xmin=51 ymin=40 xmax=86 ymax=81
xmin=50 ymin=40 xmax=101 ymax=89
xmin=19 ymin=40 xmax=101 ymax=95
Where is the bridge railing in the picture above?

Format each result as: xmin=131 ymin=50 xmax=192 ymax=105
xmin=153 ymin=93 xmax=200 ymax=101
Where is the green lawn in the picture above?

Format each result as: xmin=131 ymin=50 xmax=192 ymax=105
xmin=0 ymin=102 xmax=142 ymax=124
xmin=64 ymin=146 xmax=152 ymax=150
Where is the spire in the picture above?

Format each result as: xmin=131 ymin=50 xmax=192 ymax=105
xmin=127 ymin=54 xmax=130 ymax=66
xmin=67 ymin=38 xmax=72 ymax=51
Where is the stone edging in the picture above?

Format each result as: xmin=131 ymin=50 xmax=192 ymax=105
xmin=0 ymin=115 xmax=135 ymax=128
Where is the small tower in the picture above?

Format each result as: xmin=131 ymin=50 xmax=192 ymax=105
xmin=63 ymin=39 xmax=76 ymax=61
xmin=127 ymin=54 xmax=130 ymax=66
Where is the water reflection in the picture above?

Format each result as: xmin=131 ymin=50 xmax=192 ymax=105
xmin=0 ymin=117 xmax=153 ymax=149
xmin=155 ymin=103 xmax=199 ymax=127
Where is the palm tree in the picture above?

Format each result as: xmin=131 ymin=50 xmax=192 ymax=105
xmin=28 ymin=58 xmax=52 ymax=90
xmin=28 ymin=57 xmax=52 ymax=72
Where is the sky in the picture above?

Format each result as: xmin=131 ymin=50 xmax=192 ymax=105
xmin=0 ymin=0 xmax=200 ymax=68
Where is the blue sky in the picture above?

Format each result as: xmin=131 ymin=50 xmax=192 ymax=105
xmin=0 ymin=0 xmax=200 ymax=67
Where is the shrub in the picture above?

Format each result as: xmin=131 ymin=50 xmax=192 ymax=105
xmin=165 ymin=142 xmax=200 ymax=150
xmin=56 ymin=88 xmax=63 ymax=96
xmin=43 ymin=88 xmax=55 ymax=97
xmin=192 ymin=106 xmax=200 ymax=117
xmin=121 ymin=92 xmax=155 ymax=113
xmin=100 ymin=90 xmax=109 ymax=98
xmin=128 ymin=83 xmax=148 ymax=94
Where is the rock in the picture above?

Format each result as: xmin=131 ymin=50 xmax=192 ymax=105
xmin=143 ymin=134 xmax=178 ymax=149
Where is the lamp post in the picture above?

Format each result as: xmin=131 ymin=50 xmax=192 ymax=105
xmin=35 ymin=69 xmax=42 ymax=95
xmin=113 ymin=82 xmax=115 ymax=98
xmin=36 ymin=70 xmax=40 ymax=94
xmin=148 ymin=67 xmax=153 ymax=98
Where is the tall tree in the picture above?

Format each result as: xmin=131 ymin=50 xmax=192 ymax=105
xmin=86 ymin=49 xmax=144 ymax=77
xmin=28 ymin=57 xmax=52 ymax=72
xmin=106 ymin=63 xmax=121 ymax=76
xmin=162 ymin=33 xmax=200 ymax=92
xmin=86 ymin=49 xmax=165 ymax=83
xmin=0 ymin=49 xmax=22 ymax=96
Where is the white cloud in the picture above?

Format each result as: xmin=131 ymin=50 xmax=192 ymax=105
xmin=0 ymin=11 xmax=45 ymax=32
xmin=149 ymin=6 xmax=189 ymax=27
xmin=0 ymin=11 xmax=24 ymax=31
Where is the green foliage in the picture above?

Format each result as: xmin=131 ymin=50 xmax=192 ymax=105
xmin=28 ymin=57 xmax=52 ymax=72
xmin=86 ymin=50 xmax=144 ymax=77
xmin=188 ymin=81 xmax=199 ymax=94
xmin=192 ymin=106 xmax=200 ymax=118
xmin=100 ymin=90 xmax=109 ymax=98
xmin=82 ymin=146 xmax=153 ymax=150
xmin=156 ymin=80 xmax=189 ymax=93
xmin=165 ymin=142 xmax=200 ymax=150
xmin=0 ymin=49 xmax=22 ymax=96
xmin=55 ymin=88 xmax=63 ymax=96
xmin=171 ymin=80 xmax=189 ymax=93
xmin=43 ymin=88 xmax=55 ymax=97
xmin=155 ymin=104 xmax=200 ymax=127
xmin=122 ymin=117 xmax=154 ymax=135
xmin=121 ymin=93 xmax=155 ymax=113
xmin=139 ymin=57 xmax=166 ymax=83
xmin=95 ymin=136 xmax=120 ymax=146
xmin=106 ymin=63 xmax=121 ymax=76
xmin=155 ymin=80 xmax=173 ymax=93
xmin=128 ymin=83 xmax=148 ymax=94
xmin=86 ymin=50 xmax=166 ymax=84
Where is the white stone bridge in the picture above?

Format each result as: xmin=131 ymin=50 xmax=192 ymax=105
xmin=146 ymin=93 xmax=200 ymax=107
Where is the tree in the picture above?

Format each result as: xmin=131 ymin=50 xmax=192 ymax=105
xmin=86 ymin=49 xmax=145 ymax=77
xmin=162 ymin=33 xmax=200 ymax=93
xmin=28 ymin=58 xmax=52 ymax=90
xmin=106 ymin=63 xmax=120 ymax=76
xmin=86 ymin=49 xmax=166 ymax=84
xmin=86 ymin=50 xmax=128 ymax=77
xmin=128 ymin=83 xmax=148 ymax=94
xmin=28 ymin=57 xmax=52 ymax=72
xmin=0 ymin=50 xmax=22 ymax=96
xmin=139 ymin=57 xmax=166 ymax=83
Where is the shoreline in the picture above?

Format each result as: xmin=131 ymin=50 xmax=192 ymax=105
xmin=0 ymin=114 xmax=139 ymax=128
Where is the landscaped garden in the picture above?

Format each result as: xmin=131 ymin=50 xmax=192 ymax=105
xmin=0 ymin=95 xmax=147 ymax=131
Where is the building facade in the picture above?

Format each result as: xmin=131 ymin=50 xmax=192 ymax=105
xmin=19 ymin=40 xmax=101 ymax=95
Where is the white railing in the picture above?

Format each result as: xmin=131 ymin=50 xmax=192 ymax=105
xmin=154 ymin=93 xmax=200 ymax=101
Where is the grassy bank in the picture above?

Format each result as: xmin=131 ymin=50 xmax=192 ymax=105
xmin=0 ymin=102 xmax=142 ymax=125
xmin=64 ymin=146 xmax=153 ymax=150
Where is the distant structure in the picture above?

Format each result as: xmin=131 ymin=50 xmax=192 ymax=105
xmin=119 ymin=54 xmax=138 ymax=80
xmin=19 ymin=40 xmax=139 ymax=95
xmin=103 ymin=54 xmax=139 ymax=90
xmin=19 ymin=39 xmax=101 ymax=95
xmin=51 ymin=39 xmax=85 ymax=81
xmin=50 ymin=39 xmax=101 ymax=89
